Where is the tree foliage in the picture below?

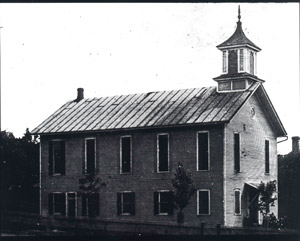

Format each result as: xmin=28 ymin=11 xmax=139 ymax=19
xmin=0 ymin=129 xmax=39 ymax=212
xmin=78 ymin=173 xmax=107 ymax=196
xmin=172 ymin=162 xmax=195 ymax=213
xmin=257 ymin=180 xmax=277 ymax=216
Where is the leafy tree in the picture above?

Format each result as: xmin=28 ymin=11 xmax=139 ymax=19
xmin=0 ymin=129 xmax=39 ymax=213
xmin=172 ymin=162 xmax=195 ymax=223
xmin=257 ymin=180 xmax=277 ymax=216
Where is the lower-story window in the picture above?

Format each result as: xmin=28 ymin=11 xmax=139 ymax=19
xmin=82 ymin=193 xmax=100 ymax=217
xmin=154 ymin=190 xmax=173 ymax=215
xmin=48 ymin=192 xmax=65 ymax=215
xmin=117 ymin=191 xmax=135 ymax=215
xmin=197 ymin=189 xmax=210 ymax=215
xmin=49 ymin=192 xmax=77 ymax=216
xmin=234 ymin=189 xmax=241 ymax=215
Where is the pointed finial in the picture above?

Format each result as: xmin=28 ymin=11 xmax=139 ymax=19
xmin=238 ymin=5 xmax=241 ymax=22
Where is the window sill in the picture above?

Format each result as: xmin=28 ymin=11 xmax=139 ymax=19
xmin=51 ymin=174 xmax=62 ymax=177
xmin=120 ymin=172 xmax=132 ymax=175
xmin=234 ymin=213 xmax=242 ymax=216
xmin=265 ymin=173 xmax=270 ymax=176
xmin=197 ymin=213 xmax=210 ymax=216
xmin=157 ymin=213 xmax=169 ymax=216
xmin=157 ymin=171 xmax=169 ymax=174
xmin=197 ymin=169 xmax=210 ymax=172
xmin=120 ymin=213 xmax=132 ymax=216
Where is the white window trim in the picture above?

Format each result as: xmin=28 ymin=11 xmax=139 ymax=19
xmin=197 ymin=189 xmax=210 ymax=215
xmin=84 ymin=137 xmax=96 ymax=175
xmin=51 ymin=139 xmax=64 ymax=176
xmin=157 ymin=190 xmax=171 ymax=215
xmin=238 ymin=49 xmax=245 ymax=73
xmin=120 ymin=135 xmax=132 ymax=174
xmin=157 ymin=133 xmax=170 ymax=173
xmin=222 ymin=50 xmax=228 ymax=74
xmin=234 ymin=189 xmax=241 ymax=216
xmin=196 ymin=131 xmax=210 ymax=171
xmin=120 ymin=191 xmax=134 ymax=216
xmin=66 ymin=192 xmax=77 ymax=217
xmin=265 ymin=138 xmax=270 ymax=175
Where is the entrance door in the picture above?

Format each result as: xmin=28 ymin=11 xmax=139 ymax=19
xmin=248 ymin=189 xmax=258 ymax=224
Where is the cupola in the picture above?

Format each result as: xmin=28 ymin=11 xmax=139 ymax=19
xmin=214 ymin=6 xmax=264 ymax=93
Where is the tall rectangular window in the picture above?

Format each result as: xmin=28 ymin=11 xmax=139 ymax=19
xmin=234 ymin=190 xmax=241 ymax=215
xmin=197 ymin=132 xmax=209 ymax=171
xmin=222 ymin=51 xmax=227 ymax=73
xmin=67 ymin=192 xmax=76 ymax=217
xmin=239 ymin=49 xmax=244 ymax=71
xmin=154 ymin=191 xmax=173 ymax=215
xmin=117 ymin=192 xmax=135 ymax=216
xmin=197 ymin=190 xmax=210 ymax=215
xmin=265 ymin=140 xmax=270 ymax=174
xmin=234 ymin=133 xmax=240 ymax=173
xmin=49 ymin=140 xmax=65 ymax=175
xmin=48 ymin=193 xmax=66 ymax=215
xmin=82 ymin=193 xmax=99 ymax=217
xmin=120 ymin=136 xmax=132 ymax=173
xmin=85 ymin=138 xmax=96 ymax=175
xmin=250 ymin=51 xmax=254 ymax=74
xmin=157 ymin=134 xmax=169 ymax=172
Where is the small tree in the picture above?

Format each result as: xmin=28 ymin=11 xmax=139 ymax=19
xmin=257 ymin=180 xmax=277 ymax=216
xmin=257 ymin=180 xmax=278 ymax=228
xmin=78 ymin=173 xmax=107 ymax=217
xmin=172 ymin=162 xmax=195 ymax=223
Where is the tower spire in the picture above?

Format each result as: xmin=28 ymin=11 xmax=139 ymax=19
xmin=238 ymin=5 xmax=241 ymax=22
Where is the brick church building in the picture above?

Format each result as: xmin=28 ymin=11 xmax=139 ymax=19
xmin=32 ymin=8 xmax=286 ymax=229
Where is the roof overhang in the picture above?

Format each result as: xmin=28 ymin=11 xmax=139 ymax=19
xmin=254 ymin=85 xmax=287 ymax=137
xmin=245 ymin=182 xmax=260 ymax=190
xmin=217 ymin=43 xmax=261 ymax=52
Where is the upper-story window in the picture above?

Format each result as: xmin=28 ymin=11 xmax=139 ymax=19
xmin=120 ymin=136 xmax=132 ymax=174
xmin=222 ymin=51 xmax=228 ymax=73
xmin=265 ymin=139 xmax=270 ymax=174
xmin=234 ymin=133 xmax=240 ymax=173
xmin=157 ymin=134 xmax=169 ymax=172
xmin=85 ymin=138 xmax=96 ymax=175
xmin=250 ymin=51 xmax=255 ymax=74
xmin=239 ymin=49 xmax=244 ymax=71
xmin=49 ymin=140 xmax=65 ymax=175
xmin=197 ymin=131 xmax=209 ymax=171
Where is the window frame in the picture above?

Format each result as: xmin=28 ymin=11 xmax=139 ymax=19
xmin=196 ymin=131 xmax=210 ymax=171
xmin=197 ymin=189 xmax=210 ymax=216
xmin=157 ymin=133 xmax=170 ymax=173
xmin=234 ymin=189 xmax=241 ymax=215
xmin=84 ymin=137 xmax=96 ymax=175
xmin=156 ymin=190 xmax=172 ymax=216
xmin=265 ymin=139 xmax=270 ymax=174
xmin=120 ymin=135 xmax=132 ymax=174
xmin=118 ymin=191 xmax=135 ymax=216
xmin=49 ymin=139 xmax=65 ymax=176
xmin=66 ymin=192 xmax=77 ymax=217
xmin=50 ymin=192 xmax=66 ymax=216
xmin=222 ymin=50 xmax=228 ymax=74
xmin=234 ymin=132 xmax=240 ymax=173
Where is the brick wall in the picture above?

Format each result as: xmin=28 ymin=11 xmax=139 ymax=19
xmin=224 ymin=93 xmax=278 ymax=227
xmin=40 ymin=125 xmax=224 ymax=227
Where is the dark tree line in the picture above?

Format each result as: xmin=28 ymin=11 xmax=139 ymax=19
xmin=0 ymin=129 xmax=39 ymax=213
xmin=278 ymin=152 xmax=300 ymax=229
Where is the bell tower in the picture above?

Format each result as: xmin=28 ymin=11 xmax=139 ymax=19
xmin=214 ymin=6 xmax=264 ymax=92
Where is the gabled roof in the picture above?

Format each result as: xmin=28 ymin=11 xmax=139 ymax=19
xmin=32 ymin=83 xmax=261 ymax=135
xmin=217 ymin=21 xmax=261 ymax=51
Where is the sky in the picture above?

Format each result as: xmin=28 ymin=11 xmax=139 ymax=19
xmin=1 ymin=3 xmax=299 ymax=154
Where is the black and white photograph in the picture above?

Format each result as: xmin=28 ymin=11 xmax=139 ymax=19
xmin=0 ymin=2 xmax=299 ymax=238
